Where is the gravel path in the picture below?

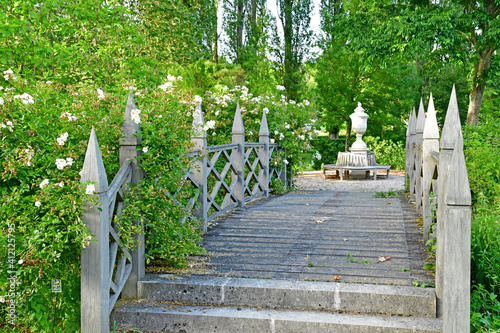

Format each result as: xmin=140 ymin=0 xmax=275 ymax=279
xmin=293 ymin=170 xmax=406 ymax=192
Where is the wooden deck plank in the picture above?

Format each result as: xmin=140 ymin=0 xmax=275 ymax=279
xmin=200 ymin=190 xmax=434 ymax=286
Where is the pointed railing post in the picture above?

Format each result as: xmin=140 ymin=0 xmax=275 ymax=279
xmin=281 ymin=150 xmax=288 ymax=188
xmin=409 ymin=108 xmax=417 ymax=201
xmin=191 ymin=103 xmax=208 ymax=232
xmin=232 ymin=103 xmax=245 ymax=207
xmin=120 ymin=91 xmax=145 ymax=299
xmin=422 ymin=93 xmax=439 ymax=243
xmin=259 ymin=111 xmax=270 ymax=197
xmin=436 ymin=85 xmax=467 ymax=320
xmin=80 ymin=128 xmax=110 ymax=333
xmin=405 ymin=112 xmax=411 ymax=184
xmin=442 ymin=141 xmax=471 ymax=332
xmin=415 ymin=99 xmax=426 ymax=213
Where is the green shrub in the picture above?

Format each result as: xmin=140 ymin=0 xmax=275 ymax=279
xmin=310 ymin=136 xmax=347 ymax=170
xmin=464 ymin=115 xmax=500 ymax=330
xmin=471 ymin=284 xmax=500 ymax=332
xmin=119 ymin=86 xmax=205 ymax=267
xmin=309 ymin=135 xmax=405 ymax=171
xmin=364 ymin=136 xmax=405 ymax=170
xmin=465 ymin=115 xmax=500 ymax=296
xmin=199 ymin=86 xmax=321 ymax=177
xmin=0 ymin=75 xmax=204 ymax=330
xmin=471 ymin=206 xmax=500 ymax=295
xmin=464 ymin=116 xmax=500 ymax=209
xmin=0 ymin=80 xmax=124 ymax=331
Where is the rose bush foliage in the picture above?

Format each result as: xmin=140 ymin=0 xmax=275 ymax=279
xmin=0 ymin=68 xmax=320 ymax=331
xmin=0 ymin=72 xmax=200 ymax=331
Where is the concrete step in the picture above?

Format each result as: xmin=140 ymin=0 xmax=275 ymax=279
xmin=137 ymin=274 xmax=437 ymax=318
xmin=111 ymin=301 xmax=443 ymax=333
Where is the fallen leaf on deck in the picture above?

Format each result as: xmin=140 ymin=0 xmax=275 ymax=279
xmin=387 ymin=202 xmax=392 ymax=205
xmin=334 ymin=275 xmax=341 ymax=281
xmin=304 ymin=254 xmax=310 ymax=261
xmin=385 ymin=256 xmax=391 ymax=261
xmin=257 ymin=306 xmax=263 ymax=309
xmin=377 ymin=257 xmax=386 ymax=263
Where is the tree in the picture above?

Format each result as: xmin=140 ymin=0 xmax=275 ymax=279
xmin=273 ymin=0 xmax=314 ymax=100
xmin=319 ymin=0 xmax=344 ymax=43
xmin=320 ymin=0 xmax=500 ymax=126
xmin=223 ymin=0 xmax=269 ymax=64
xmin=136 ymin=0 xmax=217 ymax=64
xmin=315 ymin=42 xmax=420 ymax=150
xmin=454 ymin=0 xmax=500 ymax=126
xmin=0 ymin=0 xmax=154 ymax=83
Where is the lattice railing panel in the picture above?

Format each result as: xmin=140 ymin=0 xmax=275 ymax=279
xmin=164 ymin=169 xmax=198 ymax=225
xmin=244 ymin=143 xmax=265 ymax=199
xmin=205 ymin=144 xmax=239 ymax=218
xmin=107 ymin=160 xmax=134 ymax=314
xmin=269 ymin=143 xmax=286 ymax=187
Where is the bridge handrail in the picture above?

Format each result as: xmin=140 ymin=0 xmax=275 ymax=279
xmin=405 ymin=87 xmax=471 ymax=332
xmin=80 ymin=94 xmax=287 ymax=332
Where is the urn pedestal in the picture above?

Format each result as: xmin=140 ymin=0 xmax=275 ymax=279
xmin=349 ymin=103 xmax=370 ymax=178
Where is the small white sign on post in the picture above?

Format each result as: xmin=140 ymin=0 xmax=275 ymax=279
xmin=51 ymin=279 xmax=62 ymax=293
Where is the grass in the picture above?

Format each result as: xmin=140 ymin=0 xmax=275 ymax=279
xmin=373 ymin=189 xmax=400 ymax=198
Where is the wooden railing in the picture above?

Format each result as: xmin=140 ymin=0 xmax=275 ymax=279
xmin=406 ymin=86 xmax=471 ymax=332
xmin=189 ymin=103 xmax=287 ymax=231
xmin=269 ymin=142 xmax=287 ymax=186
xmin=80 ymin=93 xmax=286 ymax=332
xmin=80 ymin=93 xmax=144 ymax=332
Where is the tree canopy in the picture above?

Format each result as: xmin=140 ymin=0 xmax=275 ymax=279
xmin=1 ymin=0 xmax=498 ymax=137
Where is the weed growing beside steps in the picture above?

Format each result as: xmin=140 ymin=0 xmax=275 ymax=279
xmin=373 ymin=189 xmax=400 ymax=198
xmin=464 ymin=116 xmax=500 ymax=332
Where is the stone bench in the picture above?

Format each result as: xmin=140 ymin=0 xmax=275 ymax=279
xmin=323 ymin=152 xmax=391 ymax=180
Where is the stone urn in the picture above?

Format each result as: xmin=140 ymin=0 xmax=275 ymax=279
xmin=349 ymin=102 xmax=369 ymax=152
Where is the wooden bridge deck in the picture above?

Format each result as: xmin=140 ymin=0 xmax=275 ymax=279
xmin=201 ymin=190 xmax=434 ymax=286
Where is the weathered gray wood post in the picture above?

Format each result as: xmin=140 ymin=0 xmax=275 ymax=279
xmin=120 ymin=91 xmax=145 ymax=299
xmin=409 ymin=108 xmax=417 ymax=201
xmin=415 ymin=99 xmax=426 ymax=213
xmin=405 ymin=113 xmax=411 ymax=182
xmin=232 ymin=103 xmax=245 ymax=207
xmin=80 ymin=128 xmax=110 ymax=333
xmin=436 ymin=86 xmax=459 ymax=317
xmin=191 ymin=103 xmax=208 ymax=232
xmin=436 ymin=86 xmax=471 ymax=332
xmin=442 ymin=141 xmax=471 ymax=332
xmin=422 ymin=94 xmax=439 ymax=242
xmin=259 ymin=111 xmax=270 ymax=197
xmin=281 ymin=151 xmax=288 ymax=188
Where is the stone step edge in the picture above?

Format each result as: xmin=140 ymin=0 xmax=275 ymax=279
xmin=137 ymin=274 xmax=436 ymax=318
xmin=111 ymin=301 xmax=442 ymax=333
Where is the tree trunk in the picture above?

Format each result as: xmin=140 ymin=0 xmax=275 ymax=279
xmin=345 ymin=122 xmax=351 ymax=152
xmin=212 ymin=0 xmax=219 ymax=63
xmin=212 ymin=37 xmax=218 ymax=63
xmin=284 ymin=0 xmax=293 ymax=99
xmin=251 ymin=0 xmax=256 ymax=25
xmin=467 ymin=47 xmax=495 ymax=126
xmin=248 ymin=0 xmax=257 ymax=57
xmin=236 ymin=0 xmax=244 ymax=63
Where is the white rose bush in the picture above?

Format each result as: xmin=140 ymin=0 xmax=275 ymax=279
xmin=199 ymin=85 xmax=321 ymax=185
xmin=0 ymin=66 xmax=319 ymax=331
xmin=0 ymin=78 xmax=126 ymax=331
xmin=0 ymin=73 xmax=204 ymax=331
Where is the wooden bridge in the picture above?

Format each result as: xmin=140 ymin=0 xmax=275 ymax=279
xmin=81 ymin=88 xmax=471 ymax=332
xmin=200 ymin=190 xmax=431 ymax=286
